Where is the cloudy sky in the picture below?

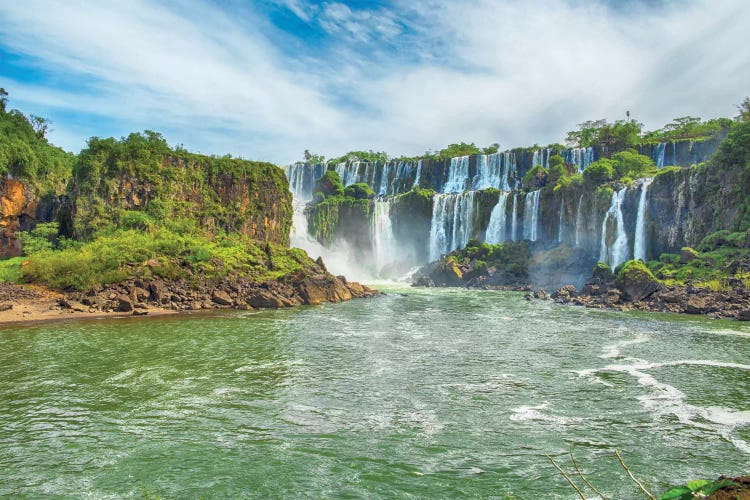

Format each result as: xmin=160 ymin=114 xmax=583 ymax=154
xmin=0 ymin=0 xmax=748 ymax=164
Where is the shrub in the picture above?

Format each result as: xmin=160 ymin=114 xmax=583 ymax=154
xmin=313 ymin=170 xmax=344 ymax=199
xmin=583 ymin=159 xmax=614 ymax=186
xmin=344 ymin=182 xmax=375 ymax=200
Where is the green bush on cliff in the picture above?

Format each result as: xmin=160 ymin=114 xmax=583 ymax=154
xmin=611 ymin=150 xmax=657 ymax=180
xmin=344 ymin=182 xmax=375 ymax=200
xmin=583 ymin=159 xmax=614 ymax=186
xmin=0 ymin=257 xmax=24 ymax=284
xmin=313 ymin=170 xmax=345 ymax=198
xmin=0 ymin=97 xmax=74 ymax=193
xmin=523 ymin=165 xmax=548 ymax=190
xmin=698 ymin=230 xmax=748 ymax=251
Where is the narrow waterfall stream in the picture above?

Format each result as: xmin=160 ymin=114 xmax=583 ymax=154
xmin=429 ymin=192 xmax=476 ymax=261
xmin=600 ymin=187 xmax=630 ymax=268
xmin=485 ymin=192 xmax=509 ymax=244
xmin=523 ymin=190 xmax=541 ymax=242
xmin=634 ymin=178 xmax=654 ymax=261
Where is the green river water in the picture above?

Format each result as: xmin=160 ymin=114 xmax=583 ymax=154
xmin=1 ymin=285 xmax=749 ymax=499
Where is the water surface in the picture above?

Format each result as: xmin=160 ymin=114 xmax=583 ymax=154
xmin=1 ymin=286 xmax=749 ymax=498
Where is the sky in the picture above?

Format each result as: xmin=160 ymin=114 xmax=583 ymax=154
xmin=0 ymin=0 xmax=748 ymax=164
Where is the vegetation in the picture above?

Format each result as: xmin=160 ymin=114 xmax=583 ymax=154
xmin=327 ymin=150 xmax=389 ymax=165
xmin=642 ymin=116 xmax=733 ymax=143
xmin=0 ymin=91 xmax=74 ymax=193
xmin=644 ymin=231 xmax=749 ymax=290
xmin=21 ymin=225 xmax=313 ymax=291
xmin=0 ymin=257 xmax=24 ymax=283
xmin=566 ymin=119 xmax=643 ymax=150
xmin=451 ymin=239 xmax=530 ymax=281
xmin=344 ymin=182 xmax=375 ymax=200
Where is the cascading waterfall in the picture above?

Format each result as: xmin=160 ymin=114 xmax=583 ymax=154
xmin=558 ymin=196 xmax=565 ymax=243
xmin=655 ymin=143 xmax=666 ymax=168
xmin=502 ymin=152 xmax=517 ymax=190
xmin=473 ymin=153 xmax=502 ymax=190
xmin=414 ymin=160 xmax=423 ymax=187
xmin=511 ymin=194 xmax=518 ymax=241
xmin=443 ymin=156 xmax=470 ymax=193
xmin=565 ymin=147 xmax=595 ymax=173
xmin=371 ymin=200 xmax=396 ymax=275
xmin=378 ymin=161 xmax=392 ymax=196
xmin=429 ymin=192 xmax=476 ymax=261
xmin=575 ymin=193 xmax=585 ymax=247
xmin=485 ymin=193 xmax=509 ymax=244
xmin=599 ymin=187 xmax=629 ymax=269
xmin=633 ymin=178 xmax=653 ymax=261
xmin=523 ymin=190 xmax=541 ymax=242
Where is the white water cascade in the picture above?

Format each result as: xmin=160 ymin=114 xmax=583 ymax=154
xmin=564 ymin=147 xmax=595 ymax=173
xmin=443 ymin=156 xmax=470 ymax=193
xmin=655 ymin=143 xmax=666 ymax=168
xmin=558 ymin=196 xmax=565 ymax=243
xmin=523 ymin=190 xmax=541 ymax=242
xmin=599 ymin=187 xmax=629 ymax=268
xmin=574 ymin=193 xmax=585 ymax=247
xmin=511 ymin=194 xmax=518 ymax=241
xmin=429 ymin=192 xmax=476 ymax=261
xmin=371 ymin=200 xmax=397 ymax=275
xmin=485 ymin=193 xmax=509 ymax=244
xmin=633 ymin=178 xmax=653 ymax=261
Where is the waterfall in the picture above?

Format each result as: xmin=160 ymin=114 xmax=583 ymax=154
xmin=429 ymin=192 xmax=476 ymax=261
xmin=378 ymin=161 xmax=392 ymax=196
xmin=558 ymin=196 xmax=565 ymax=243
xmin=414 ymin=160 xmax=423 ymax=187
xmin=523 ymin=190 xmax=541 ymax=242
xmin=655 ymin=143 xmax=666 ymax=168
xmin=511 ymin=194 xmax=518 ymax=241
xmin=443 ymin=156 xmax=470 ymax=193
xmin=371 ymin=200 xmax=396 ymax=275
xmin=565 ymin=147 xmax=595 ymax=172
xmin=574 ymin=193 xmax=584 ymax=247
xmin=500 ymin=152 xmax=516 ymax=190
xmin=633 ymin=178 xmax=653 ymax=261
xmin=485 ymin=193 xmax=509 ymax=244
xmin=532 ymin=149 xmax=542 ymax=167
xmin=599 ymin=187 xmax=629 ymax=269
xmin=473 ymin=153 xmax=503 ymax=190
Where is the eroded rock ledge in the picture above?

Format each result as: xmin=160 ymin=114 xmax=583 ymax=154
xmin=551 ymin=266 xmax=750 ymax=321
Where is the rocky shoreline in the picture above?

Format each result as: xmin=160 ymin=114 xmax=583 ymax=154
xmin=551 ymin=273 xmax=750 ymax=321
xmin=0 ymin=268 xmax=378 ymax=324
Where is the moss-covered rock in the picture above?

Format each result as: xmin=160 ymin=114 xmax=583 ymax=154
xmin=592 ymin=262 xmax=615 ymax=283
xmin=617 ymin=260 xmax=661 ymax=301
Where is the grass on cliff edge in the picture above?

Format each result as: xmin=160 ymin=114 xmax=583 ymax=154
xmin=20 ymin=222 xmax=314 ymax=292
xmin=0 ymin=257 xmax=24 ymax=284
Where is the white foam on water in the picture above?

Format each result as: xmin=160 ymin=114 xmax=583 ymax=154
xmin=599 ymin=334 xmax=651 ymax=359
xmin=578 ymin=359 xmax=750 ymax=454
xmin=509 ymin=403 xmax=580 ymax=426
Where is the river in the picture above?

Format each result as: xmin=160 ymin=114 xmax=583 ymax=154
xmin=1 ymin=285 xmax=748 ymax=498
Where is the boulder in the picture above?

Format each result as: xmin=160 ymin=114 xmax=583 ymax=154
xmin=533 ymin=289 xmax=548 ymax=300
xmin=736 ymin=309 xmax=750 ymax=321
xmin=246 ymin=289 xmax=288 ymax=309
xmin=617 ymin=260 xmax=661 ymax=301
xmin=680 ymin=247 xmax=699 ymax=264
xmin=115 ymin=295 xmax=134 ymax=312
xmin=211 ymin=289 xmax=233 ymax=306
xmin=685 ymin=296 xmax=710 ymax=314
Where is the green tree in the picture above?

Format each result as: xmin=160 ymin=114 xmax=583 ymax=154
xmin=28 ymin=115 xmax=51 ymax=139
xmin=583 ymin=159 xmax=614 ymax=186
xmin=737 ymin=97 xmax=750 ymax=122
xmin=482 ymin=143 xmax=500 ymax=154
xmin=313 ymin=170 xmax=344 ymax=199
xmin=303 ymin=149 xmax=325 ymax=164
xmin=0 ymin=88 xmax=7 ymax=113
xmin=611 ymin=150 xmax=657 ymax=179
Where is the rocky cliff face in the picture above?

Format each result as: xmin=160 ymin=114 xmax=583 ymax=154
xmin=72 ymin=154 xmax=293 ymax=246
xmin=0 ymin=178 xmax=69 ymax=257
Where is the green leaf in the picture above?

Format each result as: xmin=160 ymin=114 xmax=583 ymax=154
xmin=698 ymin=479 xmax=739 ymax=495
xmin=658 ymin=486 xmax=693 ymax=500
xmin=686 ymin=479 xmax=711 ymax=491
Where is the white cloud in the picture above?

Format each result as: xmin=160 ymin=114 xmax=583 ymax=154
xmin=0 ymin=0 xmax=748 ymax=163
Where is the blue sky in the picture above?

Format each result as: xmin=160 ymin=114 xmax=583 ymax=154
xmin=1 ymin=0 xmax=749 ymax=164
